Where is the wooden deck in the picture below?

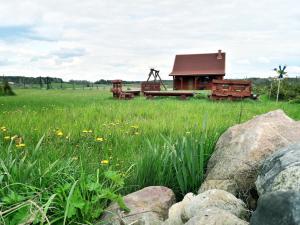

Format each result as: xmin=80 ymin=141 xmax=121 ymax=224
xmin=144 ymin=91 xmax=195 ymax=100
xmin=124 ymin=90 xmax=140 ymax=96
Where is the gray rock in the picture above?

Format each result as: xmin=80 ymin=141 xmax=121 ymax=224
xmin=250 ymin=191 xmax=300 ymax=225
xmin=256 ymin=143 xmax=300 ymax=195
xmin=101 ymin=186 xmax=175 ymax=225
xmin=199 ymin=180 xmax=238 ymax=196
xmin=182 ymin=189 xmax=248 ymax=221
xmin=185 ymin=208 xmax=249 ymax=225
xmin=199 ymin=110 xmax=300 ymax=195
xmin=163 ymin=193 xmax=195 ymax=225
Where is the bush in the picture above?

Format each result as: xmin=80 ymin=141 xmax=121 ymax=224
xmin=194 ymin=92 xmax=209 ymax=100
xmin=289 ymin=95 xmax=300 ymax=104
xmin=0 ymin=81 xmax=16 ymax=96
xmin=269 ymin=79 xmax=300 ymax=101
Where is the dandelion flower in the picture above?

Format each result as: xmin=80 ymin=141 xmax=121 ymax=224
xmin=96 ymin=137 xmax=104 ymax=142
xmin=16 ymin=143 xmax=26 ymax=148
xmin=4 ymin=136 xmax=10 ymax=140
xmin=88 ymin=129 xmax=93 ymax=133
xmin=100 ymin=159 xmax=109 ymax=165
xmin=56 ymin=131 xmax=63 ymax=137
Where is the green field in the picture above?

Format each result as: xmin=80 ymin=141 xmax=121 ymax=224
xmin=1 ymin=89 xmax=299 ymax=224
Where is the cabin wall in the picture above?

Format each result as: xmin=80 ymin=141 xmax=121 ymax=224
xmin=173 ymin=75 xmax=224 ymax=90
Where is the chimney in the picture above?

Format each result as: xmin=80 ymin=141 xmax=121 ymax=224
xmin=217 ymin=50 xmax=222 ymax=60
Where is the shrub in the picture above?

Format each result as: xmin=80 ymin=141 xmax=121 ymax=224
xmin=194 ymin=92 xmax=209 ymax=100
xmin=269 ymin=79 xmax=300 ymax=101
xmin=289 ymin=95 xmax=300 ymax=104
xmin=0 ymin=81 xmax=16 ymax=96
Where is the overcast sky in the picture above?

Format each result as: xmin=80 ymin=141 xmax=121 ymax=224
xmin=0 ymin=0 xmax=299 ymax=81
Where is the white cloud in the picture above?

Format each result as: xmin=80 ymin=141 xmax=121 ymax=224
xmin=0 ymin=0 xmax=300 ymax=81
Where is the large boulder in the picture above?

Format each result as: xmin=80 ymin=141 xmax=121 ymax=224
xmin=163 ymin=189 xmax=248 ymax=225
xmin=199 ymin=110 xmax=300 ymax=195
xmin=250 ymin=191 xmax=300 ymax=225
xmin=101 ymin=186 xmax=175 ymax=225
xmin=256 ymin=143 xmax=300 ymax=195
xmin=182 ymin=189 xmax=248 ymax=221
xmin=163 ymin=193 xmax=195 ymax=225
xmin=185 ymin=208 xmax=249 ymax=225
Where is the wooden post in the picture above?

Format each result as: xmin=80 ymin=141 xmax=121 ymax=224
xmin=173 ymin=76 xmax=175 ymax=90
xmin=194 ymin=77 xmax=198 ymax=90
xmin=276 ymin=79 xmax=281 ymax=103
xmin=180 ymin=77 xmax=183 ymax=90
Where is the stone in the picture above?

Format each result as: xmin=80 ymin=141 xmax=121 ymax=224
xmin=199 ymin=110 xmax=300 ymax=194
xmin=256 ymin=143 xmax=300 ymax=195
xmin=182 ymin=189 xmax=248 ymax=221
xmin=199 ymin=180 xmax=238 ymax=196
xmin=163 ymin=193 xmax=195 ymax=225
xmin=184 ymin=208 xmax=249 ymax=225
xmin=101 ymin=186 xmax=175 ymax=225
xmin=250 ymin=191 xmax=300 ymax=225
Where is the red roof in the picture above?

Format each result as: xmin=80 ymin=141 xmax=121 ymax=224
xmin=169 ymin=51 xmax=226 ymax=76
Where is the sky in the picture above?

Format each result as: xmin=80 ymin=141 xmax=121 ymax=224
xmin=0 ymin=0 xmax=299 ymax=81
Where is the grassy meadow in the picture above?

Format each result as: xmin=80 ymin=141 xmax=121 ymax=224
xmin=1 ymin=88 xmax=300 ymax=224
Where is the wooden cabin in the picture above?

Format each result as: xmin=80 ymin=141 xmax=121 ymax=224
xmin=169 ymin=50 xmax=225 ymax=90
xmin=210 ymin=79 xmax=252 ymax=100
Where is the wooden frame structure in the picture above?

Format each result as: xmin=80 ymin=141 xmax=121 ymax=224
xmin=210 ymin=79 xmax=253 ymax=100
xmin=141 ymin=68 xmax=167 ymax=93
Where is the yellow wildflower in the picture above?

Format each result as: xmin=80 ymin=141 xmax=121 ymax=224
xmin=131 ymin=125 xmax=139 ymax=129
xmin=96 ymin=137 xmax=104 ymax=142
xmin=16 ymin=143 xmax=26 ymax=148
xmin=56 ymin=131 xmax=63 ymax=137
xmin=82 ymin=129 xmax=93 ymax=134
xmin=100 ymin=159 xmax=109 ymax=165
xmin=4 ymin=136 xmax=10 ymax=140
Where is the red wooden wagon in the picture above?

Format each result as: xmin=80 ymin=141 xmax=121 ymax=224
xmin=210 ymin=79 xmax=255 ymax=100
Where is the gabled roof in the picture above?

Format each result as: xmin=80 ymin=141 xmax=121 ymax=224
xmin=169 ymin=51 xmax=226 ymax=76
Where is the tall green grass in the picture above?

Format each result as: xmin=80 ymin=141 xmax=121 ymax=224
xmin=1 ymin=89 xmax=300 ymax=223
xmin=0 ymin=136 xmax=127 ymax=224
xmin=127 ymin=118 xmax=221 ymax=199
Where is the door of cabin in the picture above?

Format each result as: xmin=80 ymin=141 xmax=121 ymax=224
xmin=187 ymin=78 xmax=194 ymax=90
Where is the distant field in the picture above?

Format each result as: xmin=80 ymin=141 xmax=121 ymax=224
xmin=1 ymin=89 xmax=299 ymax=224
